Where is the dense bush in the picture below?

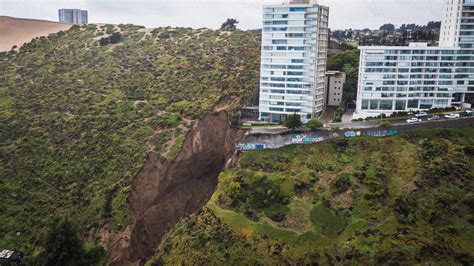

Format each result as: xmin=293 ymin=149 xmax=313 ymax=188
xmin=222 ymin=172 xmax=290 ymax=211
xmin=35 ymin=218 xmax=105 ymax=266
xmin=306 ymin=119 xmax=323 ymax=130
xmin=0 ymin=24 xmax=260 ymax=260
xmin=332 ymin=174 xmax=351 ymax=193
xmin=152 ymin=127 xmax=474 ymax=265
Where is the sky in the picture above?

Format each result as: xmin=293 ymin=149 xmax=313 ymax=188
xmin=0 ymin=0 xmax=443 ymax=30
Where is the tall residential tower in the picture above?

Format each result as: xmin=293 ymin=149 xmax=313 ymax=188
xmin=59 ymin=9 xmax=88 ymax=25
xmin=258 ymin=0 xmax=329 ymax=123
xmin=354 ymin=0 xmax=474 ymax=119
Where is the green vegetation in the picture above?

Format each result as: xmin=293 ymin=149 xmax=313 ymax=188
xmin=284 ymin=113 xmax=302 ymax=130
xmin=221 ymin=18 xmax=239 ymax=31
xmin=0 ymin=24 xmax=260 ymax=261
xmin=306 ymin=119 xmax=323 ymax=130
xmin=149 ymin=127 xmax=474 ymax=264
xmin=327 ymin=49 xmax=359 ymax=105
xmin=379 ymin=121 xmax=392 ymax=128
xmin=36 ymin=218 xmax=106 ymax=266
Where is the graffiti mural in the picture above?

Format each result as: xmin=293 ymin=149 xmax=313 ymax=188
xmin=344 ymin=131 xmax=362 ymax=138
xmin=364 ymin=129 xmax=398 ymax=137
xmin=290 ymin=134 xmax=327 ymax=144
xmin=236 ymin=143 xmax=268 ymax=151
xmin=237 ymin=129 xmax=400 ymax=151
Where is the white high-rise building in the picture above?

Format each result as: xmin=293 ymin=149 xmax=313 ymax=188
xmin=258 ymin=0 xmax=329 ymax=123
xmin=354 ymin=0 xmax=474 ymax=119
xmin=439 ymin=0 xmax=462 ymax=47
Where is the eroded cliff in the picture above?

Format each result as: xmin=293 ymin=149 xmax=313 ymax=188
xmin=108 ymin=112 xmax=243 ymax=265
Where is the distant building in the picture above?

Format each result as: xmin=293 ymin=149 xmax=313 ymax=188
xmin=354 ymin=0 xmax=474 ymax=119
xmin=58 ymin=9 xmax=88 ymax=24
xmin=258 ymin=0 xmax=329 ymax=123
xmin=326 ymin=71 xmax=346 ymax=106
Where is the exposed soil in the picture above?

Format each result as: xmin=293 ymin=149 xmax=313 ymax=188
xmin=0 ymin=16 xmax=71 ymax=52
xmin=107 ymin=112 xmax=243 ymax=265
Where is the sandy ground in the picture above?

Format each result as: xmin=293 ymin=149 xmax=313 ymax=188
xmin=0 ymin=16 xmax=72 ymax=52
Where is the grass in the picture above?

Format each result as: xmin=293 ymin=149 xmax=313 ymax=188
xmin=310 ymin=203 xmax=347 ymax=237
xmin=150 ymin=126 xmax=474 ymax=265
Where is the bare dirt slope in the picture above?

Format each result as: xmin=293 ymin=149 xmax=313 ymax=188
xmin=107 ymin=112 xmax=244 ymax=265
xmin=0 ymin=16 xmax=71 ymax=52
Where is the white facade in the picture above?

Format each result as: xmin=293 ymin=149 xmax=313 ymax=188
xmin=258 ymin=0 xmax=329 ymax=123
xmin=354 ymin=0 xmax=474 ymax=119
xmin=440 ymin=0 xmax=462 ymax=47
xmin=326 ymin=71 xmax=346 ymax=106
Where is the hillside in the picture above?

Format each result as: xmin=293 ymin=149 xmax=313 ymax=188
xmin=0 ymin=16 xmax=72 ymax=52
xmin=0 ymin=23 xmax=260 ymax=264
xmin=149 ymin=127 xmax=474 ymax=265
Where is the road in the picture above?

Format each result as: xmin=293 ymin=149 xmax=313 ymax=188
xmin=250 ymin=116 xmax=474 ymax=134
xmin=333 ymin=116 xmax=473 ymax=129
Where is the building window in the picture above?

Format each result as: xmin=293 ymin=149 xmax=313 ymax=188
xmin=380 ymin=100 xmax=393 ymax=110
xmin=290 ymin=7 xmax=306 ymax=12
xmin=407 ymin=99 xmax=419 ymax=109
xmin=370 ymin=100 xmax=379 ymax=110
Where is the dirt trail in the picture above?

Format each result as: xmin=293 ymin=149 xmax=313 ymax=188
xmin=108 ymin=112 xmax=243 ymax=265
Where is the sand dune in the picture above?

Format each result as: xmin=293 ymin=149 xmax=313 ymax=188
xmin=0 ymin=16 xmax=72 ymax=52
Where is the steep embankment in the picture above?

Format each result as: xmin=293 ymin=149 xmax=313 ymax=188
xmin=0 ymin=16 xmax=71 ymax=51
xmin=0 ymin=22 xmax=260 ymax=264
xmin=149 ymin=127 xmax=474 ymax=265
xmin=108 ymin=112 xmax=244 ymax=265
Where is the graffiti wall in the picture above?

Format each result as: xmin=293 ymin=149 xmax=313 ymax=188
xmin=290 ymin=132 xmax=340 ymax=144
xmin=364 ymin=129 xmax=398 ymax=137
xmin=236 ymin=129 xmax=400 ymax=151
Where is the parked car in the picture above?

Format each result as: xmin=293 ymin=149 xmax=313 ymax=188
xmin=415 ymin=112 xmax=428 ymax=118
xmin=427 ymin=115 xmax=440 ymax=121
xmin=406 ymin=118 xmax=420 ymax=124
xmin=461 ymin=110 xmax=473 ymax=117
xmin=445 ymin=113 xmax=460 ymax=119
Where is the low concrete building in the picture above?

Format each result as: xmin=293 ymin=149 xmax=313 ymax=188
xmin=326 ymin=71 xmax=346 ymax=106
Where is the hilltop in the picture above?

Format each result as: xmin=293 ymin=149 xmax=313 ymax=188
xmin=149 ymin=127 xmax=474 ymax=265
xmin=0 ymin=16 xmax=72 ymax=52
xmin=0 ymin=23 xmax=260 ymax=264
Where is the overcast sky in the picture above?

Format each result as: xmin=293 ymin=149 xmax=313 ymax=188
xmin=0 ymin=0 xmax=443 ymax=30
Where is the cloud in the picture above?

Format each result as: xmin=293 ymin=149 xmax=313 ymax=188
xmin=0 ymin=0 xmax=443 ymax=30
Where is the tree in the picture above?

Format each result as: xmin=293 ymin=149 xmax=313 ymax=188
xmin=285 ymin=113 xmax=302 ymax=131
xmin=221 ymin=18 xmax=239 ymax=31
xmin=379 ymin=23 xmax=396 ymax=32
xmin=37 ymin=218 xmax=86 ymax=266
xmin=306 ymin=119 xmax=323 ymax=130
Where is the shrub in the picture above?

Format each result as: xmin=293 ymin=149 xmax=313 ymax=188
xmin=306 ymin=119 xmax=323 ymax=130
xmin=223 ymin=173 xmax=290 ymax=211
xmin=332 ymin=174 xmax=351 ymax=194
xmin=379 ymin=121 xmax=392 ymax=128
xmin=464 ymin=145 xmax=474 ymax=156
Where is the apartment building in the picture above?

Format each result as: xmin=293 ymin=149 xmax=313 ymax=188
xmin=59 ymin=9 xmax=88 ymax=25
xmin=354 ymin=0 xmax=474 ymax=119
xmin=326 ymin=71 xmax=346 ymax=106
xmin=258 ymin=0 xmax=329 ymax=123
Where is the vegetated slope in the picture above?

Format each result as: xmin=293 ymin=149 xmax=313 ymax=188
xmin=0 ymin=23 xmax=260 ymax=262
xmin=0 ymin=16 xmax=71 ymax=52
xmin=149 ymin=127 xmax=474 ymax=265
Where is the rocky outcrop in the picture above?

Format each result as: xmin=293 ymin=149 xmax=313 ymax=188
xmin=108 ymin=112 xmax=243 ymax=265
